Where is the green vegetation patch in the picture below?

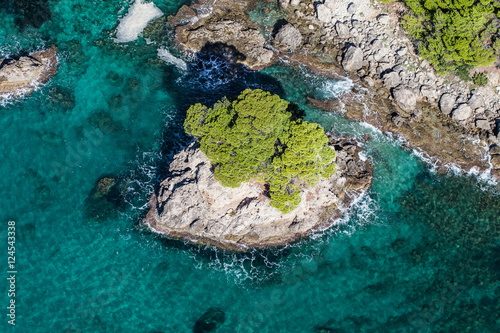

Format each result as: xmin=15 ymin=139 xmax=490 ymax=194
xmin=400 ymin=0 xmax=500 ymax=73
xmin=472 ymin=72 xmax=489 ymax=86
xmin=184 ymin=89 xmax=336 ymax=213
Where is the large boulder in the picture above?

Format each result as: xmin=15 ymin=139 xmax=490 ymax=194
xmin=335 ymin=22 xmax=350 ymax=38
xmin=439 ymin=93 xmax=456 ymax=115
xmin=392 ymin=87 xmax=417 ymax=113
xmin=475 ymin=119 xmax=490 ymax=131
xmin=341 ymin=46 xmax=364 ymax=72
xmin=382 ymin=71 xmax=402 ymax=89
xmin=468 ymin=93 xmax=484 ymax=110
xmin=274 ymin=23 xmax=303 ymax=51
xmin=451 ymin=104 xmax=473 ymax=121
xmin=0 ymin=47 xmax=58 ymax=97
xmin=179 ymin=20 xmax=274 ymax=69
xmin=316 ymin=3 xmax=332 ymax=23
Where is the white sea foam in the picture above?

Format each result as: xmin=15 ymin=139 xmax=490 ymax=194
xmin=321 ymin=78 xmax=353 ymax=99
xmin=115 ymin=0 xmax=163 ymax=43
xmin=157 ymin=48 xmax=187 ymax=71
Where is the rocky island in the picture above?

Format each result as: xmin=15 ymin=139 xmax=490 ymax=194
xmin=145 ymin=90 xmax=373 ymax=250
xmin=0 ymin=47 xmax=58 ymax=99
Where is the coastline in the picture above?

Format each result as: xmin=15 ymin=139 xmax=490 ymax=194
xmin=164 ymin=0 xmax=500 ymax=178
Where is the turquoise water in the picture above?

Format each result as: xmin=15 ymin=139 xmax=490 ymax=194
xmin=1 ymin=1 xmax=499 ymax=332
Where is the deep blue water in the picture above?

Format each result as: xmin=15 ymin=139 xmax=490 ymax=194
xmin=0 ymin=1 xmax=499 ymax=332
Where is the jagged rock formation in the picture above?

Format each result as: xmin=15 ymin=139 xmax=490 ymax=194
xmin=145 ymin=136 xmax=373 ymax=251
xmin=170 ymin=0 xmax=275 ymax=70
xmin=0 ymin=47 xmax=58 ymax=98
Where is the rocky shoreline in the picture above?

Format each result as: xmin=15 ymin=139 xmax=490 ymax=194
xmin=144 ymin=136 xmax=373 ymax=251
xmin=0 ymin=47 xmax=58 ymax=99
xmin=164 ymin=0 xmax=500 ymax=178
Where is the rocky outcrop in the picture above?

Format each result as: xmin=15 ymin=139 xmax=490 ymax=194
xmin=452 ymin=104 xmax=473 ymax=122
xmin=439 ymin=93 xmax=456 ymax=115
xmin=392 ymin=87 xmax=416 ymax=114
xmin=145 ymin=137 xmax=373 ymax=251
xmin=274 ymin=23 xmax=303 ymax=51
xmin=170 ymin=0 xmax=275 ymax=70
xmin=341 ymin=45 xmax=363 ymax=72
xmin=0 ymin=47 xmax=58 ymax=98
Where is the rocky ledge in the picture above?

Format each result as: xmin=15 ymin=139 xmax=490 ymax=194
xmin=170 ymin=0 xmax=275 ymax=70
xmin=144 ymin=136 xmax=373 ymax=251
xmin=0 ymin=47 xmax=58 ymax=98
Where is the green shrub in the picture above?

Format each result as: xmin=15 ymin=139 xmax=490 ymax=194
xmin=455 ymin=65 xmax=472 ymax=82
xmin=400 ymin=0 xmax=499 ymax=73
xmin=472 ymin=72 xmax=489 ymax=87
xmin=184 ymin=89 xmax=336 ymax=213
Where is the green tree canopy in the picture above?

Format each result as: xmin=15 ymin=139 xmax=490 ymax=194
xmin=184 ymin=89 xmax=336 ymax=213
xmin=396 ymin=0 xmax=500 ymax=73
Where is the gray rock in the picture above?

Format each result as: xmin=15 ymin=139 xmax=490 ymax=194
xmin=342 ymin=45 xmax=364 ymax=72
xmin=490 ymin=145 xmax=500 ymax=155
xmin=274 ymin=23 xmax=303 ymax=50
xmin=382 ymin=71 xmax=402 ymax=88
xmin=371 ymin=39 xmax=382 ymax=48
xmin=397 ymin=47 xmax=407 ymax=56
xmin=182 ymin=20 xmax=275 ymax=70
xmin=439 ymin=93 xmax=456 ymax=115
xmin=392 ymin=87 xmax=417 ymax=112
xmin=377 ymin=14 xmax=390 ymax=25
xmin=420 ymin=85 xmax=438 ymax=101
xmin=316 ymin=4 xmax=332 ymax=23
xmin=347 ymin=2 xmax=356 ymax=14
xmin=290 ymin=0 xmax=301 ymax=6
xmin=468 ymin=94 xmax=484 ymax=110
xmin=452 ymin=104 xmax=473 ymax=121
xmin=278 ymin=0 xmax=290 ymax=9
xmin=475 ymin=119 xmax=490 ymax=131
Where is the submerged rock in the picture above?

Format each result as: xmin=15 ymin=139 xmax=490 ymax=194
xmin=145 ymin=137 xmax=373 ymax=251
xmin=85 ymin=176 xmax=127 ymax=220
xmin=0 ymin=47 xmax=58 ymax=98
xmin=193 ymin=308 xmax=226 ymax=333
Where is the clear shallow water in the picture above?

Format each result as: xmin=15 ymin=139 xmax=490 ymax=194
xmin=0 ymin=1 xmax=499 ymax=332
